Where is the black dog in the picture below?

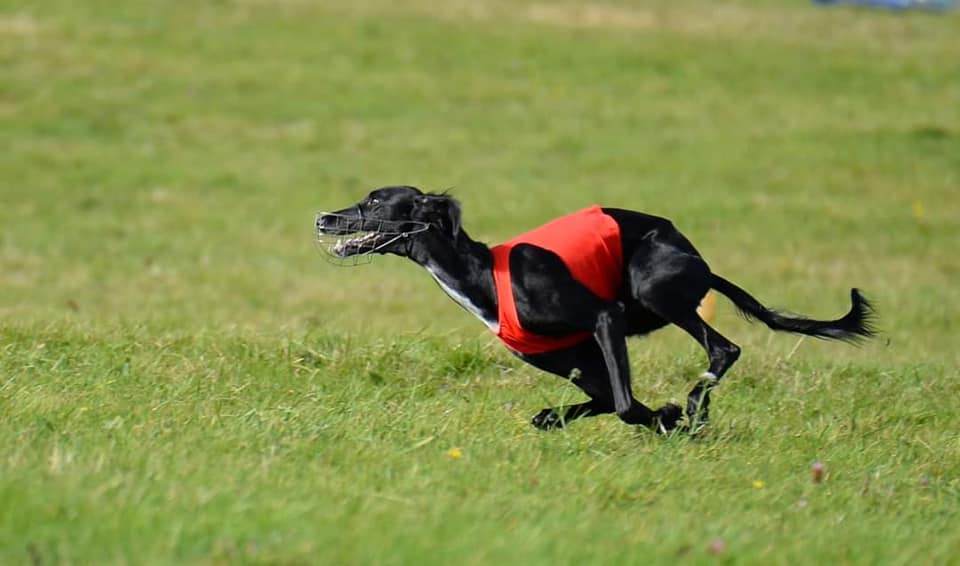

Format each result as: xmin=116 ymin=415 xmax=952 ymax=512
xmin=317 ymin=186 xmax=875 ymax=433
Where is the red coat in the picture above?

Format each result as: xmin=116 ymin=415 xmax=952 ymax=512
xmin=490 ymin=206 xmax=623 ymax=354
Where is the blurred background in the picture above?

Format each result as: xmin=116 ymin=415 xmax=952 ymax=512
xmin=2 ymin=0 xmax=958 ymax=361
xmin=3 ymin=2 xmax=960 ymax=563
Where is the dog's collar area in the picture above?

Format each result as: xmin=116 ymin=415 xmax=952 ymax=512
xmin=315 ymin=211 xmax=430 ymax=266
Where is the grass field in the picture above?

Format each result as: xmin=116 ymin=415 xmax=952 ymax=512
xmin=3 ymin=0 xmax=960 ymax=563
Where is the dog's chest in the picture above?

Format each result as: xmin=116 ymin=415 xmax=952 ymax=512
xmin=425 ymin=266 xmax=499 ymax=333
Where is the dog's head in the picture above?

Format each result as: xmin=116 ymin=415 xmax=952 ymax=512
xmin=316 ymin=186 xmax=462 ymax=259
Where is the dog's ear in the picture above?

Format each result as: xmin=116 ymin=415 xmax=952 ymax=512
xmin=415 ymin=194 xmax=462 ymax=241
xmin=444 ymin=197 xmax=462 ymax=241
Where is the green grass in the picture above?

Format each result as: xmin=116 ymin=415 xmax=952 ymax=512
xmin=2 ymin=0 xmax=959 ymax=563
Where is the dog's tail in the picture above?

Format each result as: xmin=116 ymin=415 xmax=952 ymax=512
xmin=710 ymin=274 xmax=876 ymax=344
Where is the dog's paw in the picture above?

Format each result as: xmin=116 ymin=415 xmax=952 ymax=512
xmin=653 ymin=403 xmax=684 ymax=435
xmin=531 ymin=408 xmax=565 ymax=430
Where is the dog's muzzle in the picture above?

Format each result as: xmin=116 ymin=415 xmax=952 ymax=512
xmin=315 ymin=212 xmax=429 ymax=266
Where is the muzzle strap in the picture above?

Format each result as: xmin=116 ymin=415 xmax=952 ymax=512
xmin=314 ymin=212 xmax=429 ymax=266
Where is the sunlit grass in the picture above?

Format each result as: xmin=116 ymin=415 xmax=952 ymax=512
xmin=2 ymin=0 xmax=959 ymax=563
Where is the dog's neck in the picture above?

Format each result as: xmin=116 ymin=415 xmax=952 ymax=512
xmin=406 ymin=229 xmax=500 ymax=333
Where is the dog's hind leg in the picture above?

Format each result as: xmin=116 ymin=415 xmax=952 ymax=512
xmin=625 ymin=242 xmax=739 ymax=431
xmin=635 ymin=299 xmax=740 ymax=430
xmin=666 ymin=312 xmax=741 ymax=431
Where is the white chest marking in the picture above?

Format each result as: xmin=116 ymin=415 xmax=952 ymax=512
xmin=425 ymin=266 xmax=500 ymax=333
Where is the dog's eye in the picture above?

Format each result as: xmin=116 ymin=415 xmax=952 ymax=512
xmin=368 ymin=198 xmax=380 ymax=206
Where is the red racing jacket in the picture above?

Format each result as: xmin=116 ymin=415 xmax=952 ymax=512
xmin=490 ymin=205 xmax=623 ymax=355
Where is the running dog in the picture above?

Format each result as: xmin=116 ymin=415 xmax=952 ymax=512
xmin=316 ymin=186 xmax=875 ymax=433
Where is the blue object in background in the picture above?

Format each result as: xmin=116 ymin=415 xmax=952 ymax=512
xmin=814 ymin=0 xmax=956 ymax=9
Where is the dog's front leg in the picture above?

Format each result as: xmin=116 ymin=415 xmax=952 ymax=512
xmin=593 ymin=306 xmax=639 ymax=419
xmin=531 ymin=400 xmax=610 ymax=430
xmin=594 ymin=305 xmax=683 ymax=433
